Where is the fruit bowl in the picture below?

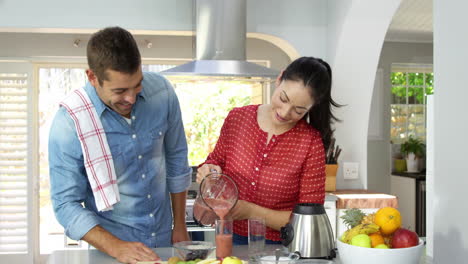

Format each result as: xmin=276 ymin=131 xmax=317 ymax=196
xmin=337 ymin=238 xmax=424 ymax=264
xmin=172 ymin=241 xmax=216 ymax=261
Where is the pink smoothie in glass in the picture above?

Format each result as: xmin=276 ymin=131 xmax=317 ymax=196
xmin=216 ymin=233 xmax=233 ymax=259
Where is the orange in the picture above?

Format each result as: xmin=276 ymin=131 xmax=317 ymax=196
xmin=374 ymin=207 xmax=401 ymax=235
xmin=369 ymin=233 xmax=385 ymax=248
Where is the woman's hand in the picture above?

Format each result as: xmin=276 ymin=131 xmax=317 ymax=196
xmin=196 ymin=164 xmax=222 ymax=183
xmin=228 ymin=200 xmax=255 ymax=220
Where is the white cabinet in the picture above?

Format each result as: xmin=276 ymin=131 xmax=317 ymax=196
xmin=324 ymin=195 xmax=338 ymax=240
xmin=390 ymin=175 xmax=416 ymax=230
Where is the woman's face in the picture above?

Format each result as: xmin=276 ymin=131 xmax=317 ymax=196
xmin=270 ymin=79 xmax=314 ymax=127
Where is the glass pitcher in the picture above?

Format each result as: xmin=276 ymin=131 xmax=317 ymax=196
xmin=193 ymin=171 xmax=238 ymax=226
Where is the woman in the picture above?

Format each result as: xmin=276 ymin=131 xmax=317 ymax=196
xmin=196 ymin=56 xmax=341 ymax=244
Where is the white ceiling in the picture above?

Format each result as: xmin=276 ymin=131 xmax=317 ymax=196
xmin=386 ymin=0 xmax=433 ymax=43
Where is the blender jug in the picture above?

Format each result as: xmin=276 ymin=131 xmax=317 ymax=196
xmin=193 ymin=171 xmax=238 ymax=226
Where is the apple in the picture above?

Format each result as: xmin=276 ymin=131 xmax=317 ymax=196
xmin=391 ymin=228 xmax=419 ymax=248
xmin=222 ymin=256 xmax=242 ymax=264
xmin=350 ymin=234 xmax=372 ymax=248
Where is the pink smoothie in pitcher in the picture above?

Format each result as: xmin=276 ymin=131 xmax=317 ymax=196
xmin=204 ymin=198 xmax=232 ymax=219
xmin=215 ymin=233 xmax=233 ymax=259
xmin=193 ymin=198 xmax=233 ymax=225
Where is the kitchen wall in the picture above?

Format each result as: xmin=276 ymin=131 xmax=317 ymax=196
xmin=0 ymin=0 xmax=193 ymax=31
xmin=433 ymin=1 xmax=468 ymax=262
xmin=0 ymin=0 xmax=328 ymax=59
xmin=368 ymin=41 xmax=433 ymax=194
xmin=326 ymin=0 xmax=401 ymax=190
xmin=0 ymin=33 xmax=290 ymax=70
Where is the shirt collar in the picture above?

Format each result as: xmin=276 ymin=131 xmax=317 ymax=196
xmin=84 ymin=82 xmax=107 ymax=116
xmin=83 ymin=81 xmax=147 ymax=117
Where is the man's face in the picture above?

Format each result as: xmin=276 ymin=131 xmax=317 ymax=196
xmin=86 ymin=68 xmax=143 ymax=118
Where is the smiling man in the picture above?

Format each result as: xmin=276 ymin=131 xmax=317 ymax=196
xmin=48 ymin=27 xmax=192 ymax=264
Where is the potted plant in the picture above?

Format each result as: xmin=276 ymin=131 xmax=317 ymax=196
xmin=400 ymin=136 xmax=426 ymax=173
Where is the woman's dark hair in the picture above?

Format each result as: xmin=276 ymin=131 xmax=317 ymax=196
xmin=87 ymin=26 xmax=141 ymax=85
xmin=280 ymin=56 xmax=341 ymax=151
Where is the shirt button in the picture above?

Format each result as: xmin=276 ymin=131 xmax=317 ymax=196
xmin=142 ymin=174 xmax=146 ymax=179
xmin=159 ymin=131 xmax=162 ymax=136
xmin=151 ymin=233 xmax=155 ymax=237
xmin=132 ymin=116 xmax=136 ymax=120
xmin=263 ymin=154 xmax=267 ymax=158
xmin=149 ymin=213 xmax=154 ymax=217
xmin=251 ymin=182 xmax=256 ymax=186
xmin=255 ymin=167 xmax=259 ymax=171
xmin=272 ymin=138 xmax=276 ymax=142
xmin=147 ymin=194 xmax=151 ymax=199
xmin=132 ymin=134 xmax=136 ymax=139
xmin=138 ymin=155 xmax=142 ymax=159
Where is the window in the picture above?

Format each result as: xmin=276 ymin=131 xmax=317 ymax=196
xmin=390 ymin=64 xmax=434 ymax=144
xmin=144 ymin=63 xmax=269 ymax=166
xmin=0 ymin=62 xmax=33 ymax=263
xmin=37 ymin=66 xmax=87 ymax=254
xmin=164 ymin=76 xmax=267 ymax=165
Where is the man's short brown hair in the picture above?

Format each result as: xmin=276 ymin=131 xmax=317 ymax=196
xmin=87 ymin=27 xmax=141 ymax=85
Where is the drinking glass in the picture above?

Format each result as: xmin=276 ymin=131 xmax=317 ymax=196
xmin=215 ymin=219 xmax=233 ymax=259
xmin=248 ymin=218 xmax=266 ymax=257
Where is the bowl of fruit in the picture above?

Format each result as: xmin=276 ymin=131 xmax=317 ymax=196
xmin=172 ymin=241 xmax=216 ymax=262
xmin=337 ymin=207 xmax=424 ymax=264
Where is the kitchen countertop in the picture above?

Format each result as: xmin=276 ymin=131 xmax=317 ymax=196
xmin=328 ymin=190 xmax=398 ymax=209
xmin=391 ymin=171 xmax=426 ymax=180
xmin=325 ymin=193 xmax=338 ymax=202
xmin=47 ymin=245 xmax=433 ymax=264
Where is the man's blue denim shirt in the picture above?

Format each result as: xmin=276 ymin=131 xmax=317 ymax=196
xmin=48 ymin=72 xmax=192 ymax=247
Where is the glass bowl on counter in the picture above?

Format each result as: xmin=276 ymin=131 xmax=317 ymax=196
xmin=173 ymin=241 xmax=216 ymax=261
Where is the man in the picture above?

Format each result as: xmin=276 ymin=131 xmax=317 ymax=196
xmin=49 ymin=27 xmax=192 ymax=264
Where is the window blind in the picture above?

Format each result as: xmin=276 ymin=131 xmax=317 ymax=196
xmin=0 ymin=73 xmax=28 ymax=253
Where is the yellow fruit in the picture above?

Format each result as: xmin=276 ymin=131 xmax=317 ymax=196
xmin=222 ymin=257 xmax=242 ymax=264
xmin=369 ymin=233 xmax=385 ymax=248
xmin=361 ymin=213 xmax=375 ymax=225
xmin=350 ymin=234 xmax=372 ymax=248
xmin=168 ymin=256 xmax=182 ymax=264
xmin=341 ymin=223 xmax=380 ymax=244
xmin=374 ymin=207 xmax=401 ymax=235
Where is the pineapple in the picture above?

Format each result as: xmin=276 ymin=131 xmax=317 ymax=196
xmin=340 ymin=208 xmax=365 ymax=229
xmin=361 ymin=213 xmax=376 ymax=225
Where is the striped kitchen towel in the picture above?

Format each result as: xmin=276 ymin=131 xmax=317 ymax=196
xmin=60 ymin=88 xmax=120 ymax=211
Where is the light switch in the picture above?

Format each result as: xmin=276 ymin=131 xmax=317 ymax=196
xmin=343 ymin=162 xmax=359 ymax=179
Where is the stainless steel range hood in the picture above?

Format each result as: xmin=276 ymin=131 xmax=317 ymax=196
xmin=161 ymin=0 xmax=279 ymax=78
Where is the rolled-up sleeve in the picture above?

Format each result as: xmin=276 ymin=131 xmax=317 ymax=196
xmin=48 ymin=107 xmax=100 ymax=240
xmin=163 ymin=81 xmax=192 ymax=193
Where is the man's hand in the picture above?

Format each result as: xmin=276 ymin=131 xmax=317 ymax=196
xmin=196 ymin=164 xmax=222 ymax=183
xmin=111 ymin=240 xmax=160 ymax=264
xmin=82 ymin=225 xmax=159 ymax=264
